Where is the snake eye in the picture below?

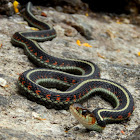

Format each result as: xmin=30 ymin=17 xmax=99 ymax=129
xmin=82 ymin=110 xmax=88 ymax=116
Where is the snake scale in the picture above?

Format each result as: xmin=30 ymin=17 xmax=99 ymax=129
xmin=11 ymin=2 xmax=134 ymax=132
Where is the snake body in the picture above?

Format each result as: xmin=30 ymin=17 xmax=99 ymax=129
xmin=11 ymin=2 xmax=134 ymax=132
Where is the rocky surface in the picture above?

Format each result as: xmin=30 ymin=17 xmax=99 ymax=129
xmin=0 ymin=0 xmax=14 ymax=15
xmin=127 ymin=126 xmax=140 ymax=140
xmin=0 ymin=4 xmax=140 ymax=140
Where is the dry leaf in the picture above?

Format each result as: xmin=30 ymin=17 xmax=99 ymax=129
xmin=85 ymin=13 xmax=88 ymax=16
xmin=97 ymin=52 xmax=105 ymax=59
xmin=41 ymin=12 xmax=47 ymax=17
xmin=106 ymin=30 xmax=116 ymax=39
xmin=0 ymin=44 xmax=2 ymax=48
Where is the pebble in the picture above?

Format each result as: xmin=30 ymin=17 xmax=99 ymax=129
xmin=56 ymin=6 xmax=63 ymax=12
xmin=0 ymin=78 xmax=7 ymax=87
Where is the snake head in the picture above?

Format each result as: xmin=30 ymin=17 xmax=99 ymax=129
xmin=70 ymin=103 xmax=105 ymax=132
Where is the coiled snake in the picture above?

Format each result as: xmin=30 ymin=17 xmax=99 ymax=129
xmin=11 ymin=2 xmax=134 ymax=132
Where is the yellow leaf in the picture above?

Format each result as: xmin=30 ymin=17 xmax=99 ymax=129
xmin=76 ymin=40 xmax=92 ymax=48
xmin=76 ymin=40 xmax=81 ymax=46
xmin=116 ymin=19 xmax=122 ymax=24
xmin=138 ymin=52 xmax=140 ymax=56
xmin=82 ymin=43 xmax=92 ymax=48
xmin=30 ymin=27 xmax=39 ymax=31
xmin=15 ymin=8 xmax=19 ymax=13
xmin=85 ymin=13 xmax=88 ymax=16
xmin=13 ymin=1 xmax=19 ymax=13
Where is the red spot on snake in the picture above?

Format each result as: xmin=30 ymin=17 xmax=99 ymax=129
xmin=28 ymin=84 xmax=32 ymax=90
xmin=65 ymin=97 xmax=70 ymax=102
xmin=22 ymin=81 xmax=25 ymax=85
xmin=79 ymin=93 xmax=81 ymax=98
xmin=34 ymin=52 xmax=37 ymax=56
xmin=128 ymin=112 xmax=131 ymax=117
xmin=28 ymin=47 xmax=32 ymax=49
xmin=83 ymin=91 xmax=85 ymax=95
xmin=46 ymin=94 xmax=51 ymax=99
xmin=45 ymin=59 xmax=49 ymax=63
xmin=73 ymin=95 xmax=76 ymax=101
xmin=35 ymin=90 xmax=41 ymax=95
xmin=41 ymin=76 xmax=44 ymax=78
xmin=64 ymin=77 xmax=67 ymax=83
xmin=57 ymin=77 xmax=60 ymax=80
xmin=18 ymin=76 xmax=21 ymax=80
xmin=60 ymin=63 xmax=64 ymax=66
xmin=72 ymin=80 xmax=76 ymax=84
xmin=89 ymin=86 xmax=92 ymax=90
xmin=40 ymin=56 xmax=43 ymax=59
xmin=53 ymin=61 xmax=57 ymax=65
xmin=56 ymin=95 xmax=61 ymax=101
xmin=118 ymin=115 xmax=123 ymax=119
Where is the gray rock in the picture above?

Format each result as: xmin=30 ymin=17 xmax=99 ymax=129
xmin=0 ymin=0 xmax=14 ymax=16
xmin=0 ymin=127 xmax=43 ymax=140
xmin=0 ymin=95 xmax=9 ymax=107
xmin=127 ymin=125 xmax=140 ymax=140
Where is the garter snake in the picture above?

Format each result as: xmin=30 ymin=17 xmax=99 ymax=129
xmin=11 ymin=2 xmax=134 ymax=132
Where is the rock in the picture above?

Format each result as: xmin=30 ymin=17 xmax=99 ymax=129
xmin=0 ymin=95 xmax=9 ymax=107
xmin=0 ymin=0 xmax=14 ymax=16
xmin=0 ymin=127 xmax=44 ymax=140
xmin=126 ymin=125 xmax=140 ymax=140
